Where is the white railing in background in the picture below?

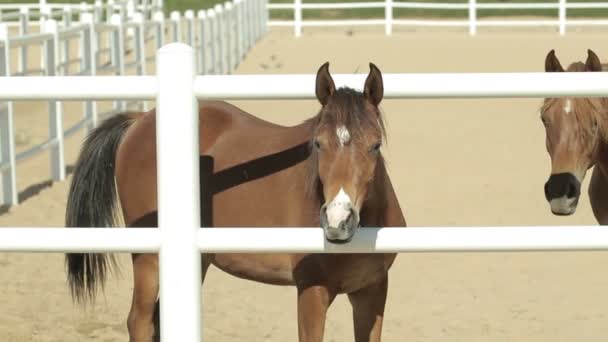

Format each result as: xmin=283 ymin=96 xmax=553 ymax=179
xmin=0 ymin=0 xmax=267 ymax=206
xmin=4 ymin=45 xmax=608 ymax=341
xmin=268 ymin=0 xmax=608 ymax=36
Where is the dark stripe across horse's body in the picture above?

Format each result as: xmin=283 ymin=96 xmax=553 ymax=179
xmin=65 ymin=63 xmax=406 ymax=342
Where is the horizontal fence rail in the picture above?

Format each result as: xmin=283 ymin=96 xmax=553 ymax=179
xmin=192 ymin=72 xmax=608 ymax=99
xmin=3 ymin=72 xmax=608 ymax=101
xmin=0 ymin=76 xmax=157 ymax=99
xmin=5 ymin=227 xmax=608 ymax=253
xmin=269 ymin=0 xmax=608 ymax=36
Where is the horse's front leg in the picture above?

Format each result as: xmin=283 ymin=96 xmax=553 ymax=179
xmin=127 ymin=253 xmax=160 ymax=342
xmin=348 ymin=275 xmax=388 ymax=342
xmin=296 ymin=284 xmax=336 ymax=342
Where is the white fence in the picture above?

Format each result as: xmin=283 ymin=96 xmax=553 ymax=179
xmin=0 ymin=0 xmax=267 ymax=206
xmin=268 ymin=0 xmax=608 ymax=36
xmin=3 ymin=44 xmax=608 ymax=340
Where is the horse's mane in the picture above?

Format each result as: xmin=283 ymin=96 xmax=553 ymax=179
xmin=304 ymin=87 xmax=387 ymax=200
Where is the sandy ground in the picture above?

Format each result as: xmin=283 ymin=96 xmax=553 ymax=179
xmin=2 ymin=25 xmax=608 ymax=341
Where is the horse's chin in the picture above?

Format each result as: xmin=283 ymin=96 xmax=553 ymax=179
xmin=325 ymin=234 xmax=354 ymax=244
xmin=323 ymin=224 xmax=359 ymax=244
xmin=549 ymin=197 xmax=578 ymax=216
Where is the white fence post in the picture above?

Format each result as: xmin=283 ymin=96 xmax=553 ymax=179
xmin=185 ymin=10 xmax=195 ymax=48
xmin=110 ymin=13 xmax=126 ymax=111
xmin=170 ymin=11 xmax=181 ymax=42
xmin=197 ymin=10 xmax=207 ymax=74
xmin=263 ymin=0 xmax=269 ymax=33
xmin=154 ymin=10 xmax=165 ymax=50
xmin=469 ymin=0 xmax=477 ymax=36
xmin=385 ymin=0 xmax=392 ymax=35
xmin=559 ymin=0 xmax=566 ymax=35
xmin=78 ymin=3 xmax=89 ymax=73
xmin=133 ymin=12 xmax=146 ymax=77
xmin=294 ymin=0 xmax=302 ymax=37
xmin=234 ymin=0 xmax=244 ymax=61
xmin=206 ymin=9 xmax=217 ymax=74
xmin=214 ymin=4 xmax=225 ymax=74
xmin=43 ymin=20 xmax=65 ymax=182
xmin=243 ymin=0 xmax=252 ymax=49
xmin=156 ymin=42 xmax=201 ymax=342
xmin=18 ymin=7 xmax=29 ymax=76
xmin=40 ymin=4 xmax=51 ymax=27
xmin=224 ymin=2 xmax=233 ymax=74
xmin=81 ymin=12 xmax=98 ymax=132
xmin=253 ymin=0 xmax=260 ymax=40
xmin=62 ymin=6 xmax=72 ymax=75
xmin=106 ymin=0 xmax=115 ymax=23
xmin=126 ymin=0 xmax=135 ymax=36
xmin=94 ymin=0 xmax=103 ymax=22
xmin=133 ymin=12 xmax=148 ymax=111
xmin=0 ymin=24 xmax=17 ymax=205
xmin=39 ymin=5 xmax=51 ymax=70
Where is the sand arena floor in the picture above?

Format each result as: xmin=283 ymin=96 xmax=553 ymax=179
xmin=1 ymin=25 xmax=608 ymax=341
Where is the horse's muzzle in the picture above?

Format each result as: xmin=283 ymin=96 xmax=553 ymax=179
xmin=320 ymin=204 xmax=359 ymax=243
xmin=544 ymin=172 xmax=581 ymax=215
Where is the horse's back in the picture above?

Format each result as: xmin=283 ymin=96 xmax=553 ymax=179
xmin=115 ymin=100 xmax=315 ymax=227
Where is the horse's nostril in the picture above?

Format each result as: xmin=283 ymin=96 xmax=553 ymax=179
xmin=319 ymin=205 xmax=328 ymax=227
xmin=567 ymin=182 xmax=578 ymax=198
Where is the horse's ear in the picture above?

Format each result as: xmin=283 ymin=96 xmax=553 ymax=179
xmin=586 ymin=49 xmax=602 ymax=72
xmin=545 ymin=50 xmax=564 ymax=72
xmin=315 ymin=62 xmax=335 ymax=106
xmin=364 ymin=63 xmax=383 ymax=107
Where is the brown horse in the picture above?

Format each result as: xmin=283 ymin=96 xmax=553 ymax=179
xmin=541 ymin=49 xmax=608 ymax=222
xmin=65 ymin=62 xmax=406 ymax=341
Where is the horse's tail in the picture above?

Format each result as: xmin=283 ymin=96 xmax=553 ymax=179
xmin=65 ymin=113 xmax=136 ymax=303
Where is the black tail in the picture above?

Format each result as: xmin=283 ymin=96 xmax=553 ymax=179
xmin=65 ymin=113 xmax=136 ymax=303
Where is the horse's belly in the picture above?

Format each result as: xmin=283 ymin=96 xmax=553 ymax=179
xmin=212 ymin=253 xmax=295 ymax=286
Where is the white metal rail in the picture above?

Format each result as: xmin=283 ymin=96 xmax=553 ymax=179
xmin=3 ymin=227 xmax=608 ymax=253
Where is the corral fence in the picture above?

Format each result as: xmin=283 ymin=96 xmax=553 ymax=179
xmin=2 ymin=1 xmax=608 ymax=341
xmin=268 ymin=0 xmax=608 ymax=36
xmin=2 ymin=43 xmax=608 ymax=341
xmin=0 ymin=0 xmax=267 ymax=206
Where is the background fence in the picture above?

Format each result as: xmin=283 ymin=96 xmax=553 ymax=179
xmin=268 ymin=0 xmax=608 ymax=36
xmin=0 ymin=0 xmax=267 ymax=206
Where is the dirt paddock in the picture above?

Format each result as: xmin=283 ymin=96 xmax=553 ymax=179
xmin=1 ymin=26 xmax=608 ymax=341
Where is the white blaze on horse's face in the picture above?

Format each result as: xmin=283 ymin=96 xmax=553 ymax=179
xmin=326 ymin=188 xmax=352 ymax=228
xmin=564 ymin=99 xmax=573 ymax=115
xmin=336 ymin=126 xmax=351 ymax=146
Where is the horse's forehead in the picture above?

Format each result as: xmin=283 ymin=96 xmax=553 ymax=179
xmin=546 ymin=97 xmax=601 ymax=115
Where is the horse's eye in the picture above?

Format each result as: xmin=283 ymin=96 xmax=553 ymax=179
xmin=371 ymin=142 xmax=382 ymax=153
xmin=314 ymin=139 xmax=322 ymax=150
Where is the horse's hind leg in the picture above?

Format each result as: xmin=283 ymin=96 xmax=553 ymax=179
xmin=128 ymin=253 xmax=159 ymax=342
xmin=348 ymin=276 xmax=388 ymax=342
